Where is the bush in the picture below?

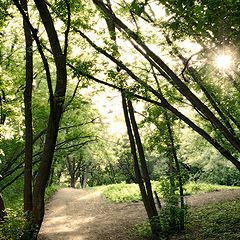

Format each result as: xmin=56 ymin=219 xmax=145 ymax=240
xmin=103 ymin=183 xmax=141 ymax=202
xmin=0 ymin=208 xmax=27 ymax=240
xmin=183 ymin=182 xmax=234 ymax=195
xmin=45 ymin=185 xmax=60 ymax=201
xmin=0 ymin=184 xmax=59 ymax=239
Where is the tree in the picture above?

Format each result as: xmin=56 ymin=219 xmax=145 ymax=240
xmin=122 ymin=94 xmax=161 ymax=239
xmin=20 ymin=0 xmax=33 ymax=215
xmin=13 ymin=0 xmax=69 ymax=229
xmin=85 ymin=0 xmax=240 ymax=171
xmin=142 ymin=102 xmax=186 ymax=232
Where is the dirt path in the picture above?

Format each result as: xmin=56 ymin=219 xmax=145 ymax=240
xmin=38 ymin=188 xmax=240 ymax=240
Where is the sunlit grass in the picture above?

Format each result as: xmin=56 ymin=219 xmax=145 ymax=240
xmin=102 ymin=181 xmax=239 ymax=203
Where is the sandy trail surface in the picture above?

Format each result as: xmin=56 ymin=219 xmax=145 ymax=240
xmin=38 ymin=188 xmax=240 ymax=240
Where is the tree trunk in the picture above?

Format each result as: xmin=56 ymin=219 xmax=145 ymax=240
xmin=164 ymin=111 xmax=185 ymax=231
xmin=32 ymin=108 xmax=64 ymax=227
xmin=0 ymin=194 xmax=5 ymax=223
xmin=31 ymin=0 xmax=67 ymax=229
xmin=121 ymin=94 xmax=161 ymax=239
xmin=82 ymin=167 xmax=88 ymax=188
xmin=20 ymin=0 xmax=33 ymax=214
xmin=127 ymin=100 xmax=159 ymax=217
xmin=70 ymin=177 xmax=76 ymax=188
xmin=18 ymin=1 xmax=35 ymax=238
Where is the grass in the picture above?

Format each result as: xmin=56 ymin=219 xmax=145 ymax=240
xmin=102 ymin=181 xmax=239 ymax=203
xmin=134 ymin=199 xmax=240 ymax=240
xmin=170 ymin=199 xmax=240 ymax=240
xmin=183 ymin=182 xmax=237 ymax=195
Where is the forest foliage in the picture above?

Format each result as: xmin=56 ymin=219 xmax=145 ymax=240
xmin=0 ymin=0 xmax=240 ymax=239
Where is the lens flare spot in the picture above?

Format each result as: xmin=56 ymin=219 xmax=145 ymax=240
xmin=215 ymin=54 xmax=232 ymax=70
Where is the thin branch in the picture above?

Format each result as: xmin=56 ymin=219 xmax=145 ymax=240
xmin=56 ymin=139 xmax=96 ymax=151
xmin=64 ymin=0 xmax=71 ymax=57
xmin=64 ymin=76 xmax=81 ymax=111
xmin=59 ymin=117 xmax=101 ymax=131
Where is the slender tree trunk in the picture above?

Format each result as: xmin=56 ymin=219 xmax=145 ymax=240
xmin=127 ymin=100 xmax=158 ymax=217
xmin=20 ymin=0 xmax=33 ymax=214
xmin=82 ymin=167 xmax=88 ymax=188
xmin=0 ymin=194 xmax=5 ymax=223
xmin=70 ymin=176 xmax=76 ymax=188
xmin=121 ymin=94 xmax=161 ymax=239
xmin=164 ymin=111 xmax=185 ymax=231
xmin=18 ymin=1 xmax=35 ymax=238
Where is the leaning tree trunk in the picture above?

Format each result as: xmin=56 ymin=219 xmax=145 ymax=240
xmin=122 ymin=94 xmax=161 ymax=239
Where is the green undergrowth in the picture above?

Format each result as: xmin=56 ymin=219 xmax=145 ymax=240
xmin=171 ymin=199 xmax=240 ymax=240
xmin=45 ymin=185 xmax=60 ymax=201
xmin=0 ymin=184 xmax=60 ymax=240
xmin=102 ymin=181 xmax=239 ymax=203
xmin=134 ymin=199 xmax=240 ymax=240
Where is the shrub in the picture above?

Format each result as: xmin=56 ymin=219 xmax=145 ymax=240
xmin=0 ymin=208 xmax=27 ymax=240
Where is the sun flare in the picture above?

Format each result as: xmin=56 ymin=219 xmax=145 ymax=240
xmin=215 ymin=54 xmax=232 ymax=70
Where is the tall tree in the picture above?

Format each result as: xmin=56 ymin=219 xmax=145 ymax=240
xmin=13 ymin=0 xmax=70 ymax=229
xmin=122 ymin=93 xmax=161 ymax=239
xmin=20 ymin=0 xmax=33 ymax=214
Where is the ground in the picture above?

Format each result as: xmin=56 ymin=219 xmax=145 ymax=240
xmin=37 ymin=188 xmax=240 ymax=240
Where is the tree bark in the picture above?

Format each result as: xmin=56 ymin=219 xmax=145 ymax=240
xmin=31 ymin=0 xmax=68 ymax=229
xmin=20 ymin=0 xmax=33 ymax=214
xmin=70 ymin=177 xmax=76 ymax=188
xmin=82 ymin=167 xmax=88 ymax=188
xmin=127 ymin=100 xmax=158 ymax=217
xmin=0 ymin=194 xmax=5 ymax=223
xmin=164 ymin=111 xmax=185 ymax=231
xmin=121 ymin=94 xmax=161 ymax=239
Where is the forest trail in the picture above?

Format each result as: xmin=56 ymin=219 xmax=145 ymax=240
xmin=38 ymin=188 xmax=240 ymax=240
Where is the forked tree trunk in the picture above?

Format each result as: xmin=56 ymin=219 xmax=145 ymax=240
xmin=127 ymin=100 xmax=159 ymax=217
xmin=121 ymin=94 xmax=161 ymax=239
xmin=30 ymin=0 xmax=68 ymax=230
